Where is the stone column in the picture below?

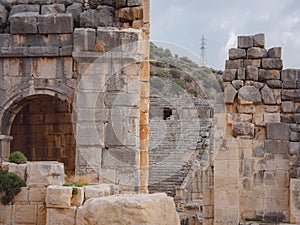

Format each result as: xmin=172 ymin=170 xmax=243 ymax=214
xmin=0 ymin=135 xmax=13 ymax=162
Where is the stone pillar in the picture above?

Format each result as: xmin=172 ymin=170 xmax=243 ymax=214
xmin=0 ymin=135 xmax=13 ymax=162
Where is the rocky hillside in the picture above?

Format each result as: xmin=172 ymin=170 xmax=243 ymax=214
xmin=150 ymin=42 xmax=223 ymax=99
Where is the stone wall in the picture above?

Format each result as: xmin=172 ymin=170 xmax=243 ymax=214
xmin=211 ymin=33 xmax=300 ymax=225
xmin=0 ymin=0 xmax=150 ymax=192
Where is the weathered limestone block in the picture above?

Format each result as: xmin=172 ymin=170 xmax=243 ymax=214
xmin=18 ymin=0 xmax=56 ymax=4
xmin=74 ymin=28 xmax=96 ymax=52
xmin=247 ymin=47 xmax=267 ymax=59
xmin=119 ymin=6 xmax=143 ymax=21
xmin=10 ymin=12 xmax=38 ymax=34
xmin=290 ymin=131 xmax=300 ymax=142
xmin=46 ymin=207 xmax=76 ymax=225
xmin=46 ymin=185 xmax=73 ymax=208
xmin=223 ymin=69 xmax=236 ymax=81
xmin=282 ymin=90 xmax=300 ymax=102
xmin=262 ymin=58 xmax=283 ymax=70
xmin=80 ymin=7 xmax=114 ymax=28
xmin=232 ymin=123 xmax=254 ymax=137
xmin=26 ymin=161 xmax=65 ymax=187
xmin=89 ymin=0 xmax=115 ymax=8
xmin=232 ymin=80 xmax=244 ymax=89
xmin=267 ymin=80 xmax=282 ymax=88
xmin=224 ymin=84 xmax=237 ymax=104
xmin=237 ymin=68 xmax=246 ymax=80
xmin=41 ymin=4 xmax=66 ymax=15
xmin=238 ymin=86 xmax=262 ymax=104
xmin=66 ymin=3 xmax=83 ymax=24
xmin=238 ymin=35 xmax=253 ymax=49
xmin=116 ymin=0 xmax=126 ymax=8
xmin=10 ymin=4 xmax=39 ymax=16
xmin=0 ymin=5 xmax=8 ymax=27
xmin=29 ymin=187 xmax=47 ymax=204
xmin=71 ymin=187 xmax=84 ymax=206
xmin=290 ymin=142 xmax=300 ymax=155
xmin=0 ymin=205 xmax=12 ymax=224
xmin=244 ymin=59 xmax=261 ymax=67
xmin=2 ymin=162 xmax=27 ymax=180
xmin=14 ymin=187 xmax=29 ymax=204
xmin=84 ymin=184 xmax=112 ymax=199
xmin=132 ymin=19 xmax=143 ymax=28
xmin=229 ymin=48 xmax=246 ymax=60
xmin=282 ymin=69 xmax=297 ymax=81
xmin=254 ymin=33 xmax=265 ymax=48
xmin=265 ymin=140 xmax=289 ymax=154
xmin=12 ymin=205 xmax=37 ymax=225
xmin=261 ymin=85 xmax=276 ymax=105
xmin=77 ymin=193 xmax=180 ymax=225
xmin=264 ymin=113 xmax=280 ymax=123
xmin=225 ymin=59 xmax=243 ymax=70
xmin=268 ymin=47 xmax=281 ymax=58
xmin=38 ymin=14 xmax=73 ymax=34
xmin=266 ymin=123 xmax=289 ymax=140
xmin=246 ymin=65 xmax=258 ymax=80
xmin=127 ymin=0 xmax=143 ymax=6
xmin=57 ymin=0 xmax=84 ymax=4
xmin=281 ymin=101 xmax=294 ymax=113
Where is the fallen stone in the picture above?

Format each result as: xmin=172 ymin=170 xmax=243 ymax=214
xmin=238 ymin=35 xmax=253 ymax=49
xmin=223 ymin=83 xmax=237 ymax=103
xmin=41 ymin=4 xmax=66 ymax=15
xmin=232 ymin=123 xmax=254 ymax=137
xmin=247 ymin=47 xmax=267 ymax=59
xmin=238 ymin=86 xmax=262 ymax=104
xmin=254 ymin=33 xmax=265 ymax=48
xmin=261 ymin=85 xmax=276 ymax=105
xmin=266 ymin=123 xmax=289 ymax=140
xmin=268 ymin=47 xmax=281 ymax=58
xmin=76 ymin=193 xmax=180 ymax=225
xmin=26 ymin=161 xmax=65 ymax=187
xmin=223 ymin=69 xmax=236 ymax=81
xmin=9 ymin=12 xmax=38 ymax=34
xmin=246 ymin=65 xmax=258 ymax=80
xmin=10 ymin=4 xmax=40 ymax=16
xmin=46 ymin=185 xmax=73 ymax=208
xmin=262 ymin=58 xmax=283 ymax=70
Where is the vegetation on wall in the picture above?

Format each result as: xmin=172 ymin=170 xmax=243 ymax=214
xmin=9 ymin=151 xmax=27 ymax=164
xmin=0 ymin=170 xmax=26 ymax=204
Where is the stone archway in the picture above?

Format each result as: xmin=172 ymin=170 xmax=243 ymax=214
xmin=9 ymin=94 xmax=76 ymax=175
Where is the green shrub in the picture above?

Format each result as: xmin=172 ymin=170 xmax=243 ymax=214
xmin=0 ymin=170 xmax=26 ymax=204
xmin=174 ymin=79 xmax=185 ymax=89
xmin=170 ymin=69 xmax=181 ymax=79
xmin=184 ymin=75 xmax=193 ymax=83
xmin=9 ymin=151 xmax=27 ymax=164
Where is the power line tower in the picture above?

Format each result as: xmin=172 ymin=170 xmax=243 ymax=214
xmin=200 ymin=35 xmax=207 ymax=66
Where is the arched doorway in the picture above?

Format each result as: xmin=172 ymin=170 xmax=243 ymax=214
xmin=9 ymin=95 xmax=76 ymax=175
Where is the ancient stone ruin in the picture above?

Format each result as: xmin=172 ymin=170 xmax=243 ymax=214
xmin=0 ymin=0 xmax=150 ymax=193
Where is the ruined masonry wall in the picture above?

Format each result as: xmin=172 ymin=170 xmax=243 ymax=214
xmin=0 ymin=0 xmax=150 ymax=193
xmin=211 ymin=33 xmax=300 ymax=225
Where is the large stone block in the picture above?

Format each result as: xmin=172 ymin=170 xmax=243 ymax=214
xmin=29 ymin=187 xmax=47 ymax=204
xmin=282 ymin=90 xmax=300 ymax=102
xmin=46 ymin=185 xmax=73 ymax=208
xmin=266 ymin=123 xmax=289 ymax=140
xmin=247 ymin=47 xmax=267 ymax=59
xmin=232 ymin=123 xmax=254 ymax=137
xmin=10 ymin=12 xmax=38 ymax=34
xmin=238 ymin=86 xmax=261 ymax=104
xmin=229 ymin=48 xmax=246 ymax=60
xmin=66 ymin=3 xmax=83 ymax=24
xmin=119 ymin=6 xmax=143 ymax=21
xmin=10 ymin=4 xmax=40 ymax=15
xmin=223 ymin=69 xmax=237 ymax=82
xmin=254 ymin=33 xmax=265 ymax=48
xmin=5 ymin=162 xmax=27 ymax=180
xmin=265 ymin=140 xmax=289 ymax=154
xmin=77 ymin=193 xmax=180 ymax=225
xmin=0 ymin=5 xmax=8 ymax=27
xmin=26 ymin=161 xmax=65 ymax=187
xmin=246 ymin=65 xmax=258 ymax=80
xmin=84 ymin=184 xmax=112 ymax=199
xmin=262 ymin=58 xmax=283 ymax=70
xmin=238 ymin=35 xmax=253 ymax=49
xmin=281 ymin=69 xmax=297 ymax=81
xmin=38 ymin=14 xmax=73 ymax=34
xmin=0 ymin=205 xmax=12 ymax=224
xmin=268 ymin=47 xmax=281 ymax=58
xmin=41 ymin=4 xmax=66 ymax=15
xmin=127 ymin=0 xmax=143 ymax=6
xmin=223 ymin=84 xmax=237 ymax=104
xmin=74 ymin=28 xmax=96 ymax=52
xmin=89 ymin=0 xmax=115 ymax=8
xmin=80 ymin=7 xmax=114 ymax=28
xmin=46 ymin=207 xmax=76 ymax=225
xmin=261 ymin=85 xmax=276 ymax=105
xmin=12 ymin=205 xmax=37 ymax=224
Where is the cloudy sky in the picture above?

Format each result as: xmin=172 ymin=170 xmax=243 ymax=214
xmin=150 ymin=0 xmax=300 ymax=70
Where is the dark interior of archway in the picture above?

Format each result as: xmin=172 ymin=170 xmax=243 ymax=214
xmin=10 ymin=95 xmax=76 ymax=176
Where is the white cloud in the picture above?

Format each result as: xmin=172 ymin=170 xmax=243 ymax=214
xmin=225 ymin=31 xmax=237 ymax=49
